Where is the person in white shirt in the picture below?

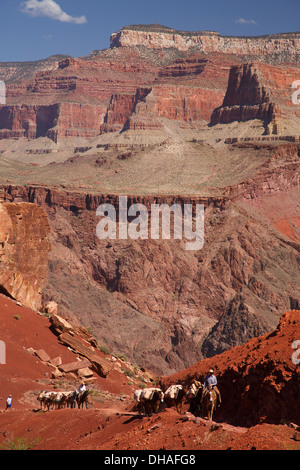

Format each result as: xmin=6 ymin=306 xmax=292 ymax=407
xmin=5 ymin=395 xmax=12 ymax=411
xmin=77 ymin=383 xmax=86 ymax=394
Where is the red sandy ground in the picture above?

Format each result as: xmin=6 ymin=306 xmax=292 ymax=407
xmin=0 ymin=294 xmax=299 ymax=450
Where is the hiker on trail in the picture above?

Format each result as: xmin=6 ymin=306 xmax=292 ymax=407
xmin=202 ymin=369 xmax=222 ymax=406
xmin=5 ymin=395 xmax=12 ymax=411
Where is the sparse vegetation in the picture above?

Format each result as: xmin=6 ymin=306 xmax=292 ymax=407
xmin=0 ymin=436 xmax=41 ymax=450
xmin=115 ymin=354 xmax=128 ymax=362
xmin=122 ymin=369 xmax=135 ymax=378
xmin=98 ymin=345 xmax=111 ymax=355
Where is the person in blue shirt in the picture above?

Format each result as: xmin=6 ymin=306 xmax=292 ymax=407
xmin=202 ymin=369 xmax=222 ymax=406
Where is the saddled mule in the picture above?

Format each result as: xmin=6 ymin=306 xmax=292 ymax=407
xmin=77 ymin=390 xmax=89 ymax=409
xmin=202 ymin=386 xmax=217 ymax=421
xmin=139 ymin=388 xmax=164 ymax=417
xmin=134 ymin=389 xmax=145 ymax=415
xmin=187 ymin=380 xmax=203 ymax=417
xmin=164 ymin=385 xmax=187 ymax=415
xmin=67 ymin=391 xmax=78 ymax=409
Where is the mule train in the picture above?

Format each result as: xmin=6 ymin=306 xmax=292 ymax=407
xmin=37 ymin=389 xmax=89 ymax=411
xmin=134 ymin=380 xmax=219 ymax=420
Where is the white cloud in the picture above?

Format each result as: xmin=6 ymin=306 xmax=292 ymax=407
xmin=236 ymin=18 xmax=257 ymax=25
xmin=20 ymin=0 xmax=87 ymax=24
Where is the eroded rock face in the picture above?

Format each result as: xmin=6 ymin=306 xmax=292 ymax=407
xmin=1 ymin=25 xmax=300 ymax=142
xmin=0 ymin=145 xmax=299 ymax=376
xmin=0 ymin=39 xmax=232 ymax=140
xmin=211 ymin=62 xmax=300 ymax=130
xmin=1 ymin=48 xmax=160 ymax=141
xmin=111 ymin=25 xmax=300 ymax=62
xmin=0 ymin=25 xmax=299 ymax=376
xmin=0 ymin=202 xmax=50 ymax=311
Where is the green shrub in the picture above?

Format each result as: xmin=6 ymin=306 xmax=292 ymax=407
xmin=123 ymin=369 xmax=135 ymax=378
xmin=0 ymin=437 xmax=40 ymax=450
xmin=98 ymin=345 xmax=110 ymax=355
xmin=116 ymin=354 xmax=127 ymax=362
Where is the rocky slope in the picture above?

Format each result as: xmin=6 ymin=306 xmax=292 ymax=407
xmin=0 ymin=55 xmax=69 ymax=84
xmin=162 ymin=310 xmax=300 ymax=428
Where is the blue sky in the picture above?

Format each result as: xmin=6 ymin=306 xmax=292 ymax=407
xmin=1 ymin=0 xmax=300 ymax=62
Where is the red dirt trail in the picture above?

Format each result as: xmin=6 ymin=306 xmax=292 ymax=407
xmin=0 ymin=294 xmax=299 ymax=450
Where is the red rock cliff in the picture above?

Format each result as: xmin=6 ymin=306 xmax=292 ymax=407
xmin=211 ymin=62 xmax=300 ymax=131
xmin=0 ymin=202 xmax=51 ymax=311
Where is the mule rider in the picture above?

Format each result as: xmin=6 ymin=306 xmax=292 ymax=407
xmin=76 ymin=382 xmax=86 ymax=396
xmin=202 ymin=369 xmax=222 ymax=406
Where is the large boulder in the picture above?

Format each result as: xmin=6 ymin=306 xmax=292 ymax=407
xmin=50 ymin=313 xmax=73 ymax=335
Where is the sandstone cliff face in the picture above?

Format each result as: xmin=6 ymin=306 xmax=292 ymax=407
xmin=0 ymin=202 xmax=50 ymax=311
xmin=100 ymin=56 xmax=230 ymax=132
xmin=0 ymin=38 xmax=235 ymax=140
xmin=1 ymin=26 xmax=300 ymax=143
xmin=111 ymin=26 xmax=300 ymax=63
xmin=211 ymin=62 xmax=300 ymax=131
xmin=1 ymin=48 xmax=160 ymax=140
xmin=0 ymin=104 xmax=59 ymax=140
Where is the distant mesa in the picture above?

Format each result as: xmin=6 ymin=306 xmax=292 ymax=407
xmin=111 ymin=24 xmax=300 ymax=58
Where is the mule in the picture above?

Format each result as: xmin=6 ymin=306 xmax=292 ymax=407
xmin=77 ymin=390 xmax=89 ymax=409
xmin=164 ymin=385 xmax=187 ymax=415
xmin=187 ymin=381 xmax=203 ymax=417
xmin=134 ymin=389 xmax=145 ymax=415
xmin=202 ymin=386 xmax=217 ymax=421
xmin=139 ymin=388 xmax=164 ymax=417
xmin=67 ymin=391 xmax=78 ymax=409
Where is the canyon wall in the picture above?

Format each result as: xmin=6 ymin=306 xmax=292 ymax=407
xmin=0 ymin=154 xmax=298 ymax=375
xmin=0 ymin=26 xmax=299 ymax=374
xmin=111 ymin=25 xmax=300 ymax=62
xmin=0 ymin=202 xmax=50 ymax=311
xmin=211 ymin=62 xmax=300 ymax=130
xmin=1 ymin=26 xmax=300 ymax=143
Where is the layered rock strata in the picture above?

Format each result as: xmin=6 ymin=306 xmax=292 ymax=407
xmin=111 ymin=25 xmax=300 ymax=62
xmin=1 ymin=26 xmax=300 ymax=142
xmin=211 ymin=62 xmax=300 ymax=131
